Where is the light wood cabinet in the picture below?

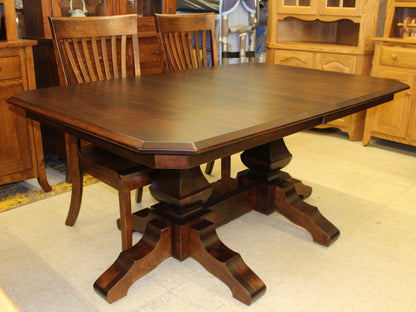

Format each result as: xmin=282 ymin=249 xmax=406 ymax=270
xmin=266 ymin=0 xmax=380 ymax=141
xmin=363 ymin=0 xmax=416 ymax=147
xmin=0 ymin=39 xmax=51 ymax=191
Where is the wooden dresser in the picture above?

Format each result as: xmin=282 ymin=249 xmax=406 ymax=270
xmin=0 ymin=0 xmax=50 ymax=190
xmin=265 ymin=0 xmax=380 ymax=141
xmin=363 ymin=0 xmax=416 ymax=146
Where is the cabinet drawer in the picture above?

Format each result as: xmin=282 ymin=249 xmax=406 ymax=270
xmin=0 ymin=56 xmax=22 ymax=80
xmin=380 ymin=46 xmax=416 ymax=69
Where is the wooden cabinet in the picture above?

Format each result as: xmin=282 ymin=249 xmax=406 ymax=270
xmin=363 ymin=0 xmax=416 ymax=147
xmin=0 ymin=40 xmax=51 ymax=191
xmin=265 ymin=0 xmax=379 ymax=141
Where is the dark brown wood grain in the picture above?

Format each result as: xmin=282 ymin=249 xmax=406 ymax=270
xmin=9 ymin=63 xmax=408 ymax=169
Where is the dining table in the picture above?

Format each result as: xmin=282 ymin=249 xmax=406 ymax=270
xmin=8 ymin=63 xmax=408 ymax=305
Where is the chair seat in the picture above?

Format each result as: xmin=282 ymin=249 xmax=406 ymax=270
xmin=79 ymin=145 xmax=149 ymax=177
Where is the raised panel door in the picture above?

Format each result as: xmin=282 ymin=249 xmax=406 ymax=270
xmin=0 ymin=85 xmax=33 ymax=179
xmin=364 ymin=68 xmax=413 ymax=140
xmin=316 ymin=53 xmax=357 ymax=73
xmin=275 ymin=50 xmax=314 ymax=68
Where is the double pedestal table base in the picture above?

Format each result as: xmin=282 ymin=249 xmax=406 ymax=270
xmin=93 ymin=139 xmax=340 ymax=305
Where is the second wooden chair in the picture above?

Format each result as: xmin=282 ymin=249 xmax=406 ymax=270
xmin=155 ymin=12 xmax=228 ymax=177
xmin=49 ymin=14 xmax=155 ymax=251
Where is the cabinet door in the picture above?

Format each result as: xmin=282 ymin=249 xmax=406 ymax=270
xmin=0 ymin=85 xmax=34 ymax=179
xmin=408 ymin=104 xmax=416 ymax=143
xmin=275 ymin=50 xmax=314 ymax=68
xmin=277 ymin=0 xmax=319 ymax=15
xmin=366 ymin=68 xmax=413 ymax=139
xmin=316 ymin=53 xmax=357 ymax=73
xmin=319 ymin=0 xmax=362 ymax=16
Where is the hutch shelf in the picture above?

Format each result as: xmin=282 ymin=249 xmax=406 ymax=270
xmin=265 ymin=0 xmax=380 ymax=141
xmin=363 ymin=0 xmax=416 ymax=147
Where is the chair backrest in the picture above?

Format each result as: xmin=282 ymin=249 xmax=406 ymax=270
xmin=49 ymin=14 xmax=140 ymax=85
xmin=155 ymin=13 xmax=219 ymax=72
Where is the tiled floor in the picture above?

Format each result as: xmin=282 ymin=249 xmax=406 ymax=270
xmin=1 ymin=129 xmax=415 ymax=312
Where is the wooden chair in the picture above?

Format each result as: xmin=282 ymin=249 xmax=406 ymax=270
xmin=49 ymin=14 xmax=155 ymax=251
xmin=155 ymin=13 xmax=226 ymax=177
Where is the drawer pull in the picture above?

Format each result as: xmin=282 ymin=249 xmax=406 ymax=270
xmin=151 ymin=51 xmax=160 ymax=55
xmin=0 ymin=67 xmax=2 ymax=71
xmin=405 ymin=91 xmax=411 ymax=96
xmin=391 ymin=54 xmax=397 ymax=60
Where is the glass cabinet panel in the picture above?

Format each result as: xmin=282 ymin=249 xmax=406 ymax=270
xmin=325 ymin=0 xmax=356 ymax=9
xmin=283 ymin=0 xmax=311 ymax=7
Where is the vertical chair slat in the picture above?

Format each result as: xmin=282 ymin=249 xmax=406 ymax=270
xmin=73 ymin=39 xmax=90 ymax=83
xmin=121 ymin=35 xmax=127 ymax=78
xmin=101 ymin=37 xmax=111 ymax=80
xmin=194 ymin=31 xmax=202 ymax=68
xmin=202 ymin=31 xmax=208 ymax=68
xmin=63 ymin=39 xmax=84 ymax=84
xmin=132 ymin=34 xmax=141 ymax=76
xmin=82 ymin=38 xmax=97 ymax=81
xmin=91 ymin=37 xmax=104 ymax=81
xmin=111 ymin=36 xmax=118 ymax=79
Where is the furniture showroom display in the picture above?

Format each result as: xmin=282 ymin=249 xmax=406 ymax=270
xmin=265 ymin=0 xmax=380 ymax=141
xmin=363 ymin=0 xmax=416 ymax=147
xmin=8 ymin=63 xmax=407 ymax=305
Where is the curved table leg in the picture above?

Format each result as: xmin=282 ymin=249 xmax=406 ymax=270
xmin=240 ymin=138 xmax=340 ymax=247
xmin=190 ymin=219 xmax=266 ymax=305
xmin=94 ymin=219 xmax=172 ymax=303
xmin=273 ymin=179 xmax=340 ymax=247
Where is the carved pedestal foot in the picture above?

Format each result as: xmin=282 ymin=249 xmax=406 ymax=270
xmin=273 ymin=178 xmax=340 ymax=246
xmin=190 ymin=219 xmax=266 ymax=305
xmin=94 ymin=219 xmax=172 ymax=303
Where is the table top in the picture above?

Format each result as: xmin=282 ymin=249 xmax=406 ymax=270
xmin=9 ymin=63 xmax=408 ymax=167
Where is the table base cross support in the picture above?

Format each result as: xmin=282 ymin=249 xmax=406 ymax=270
xmin=99 ymin=138 xmax=339 ymax=304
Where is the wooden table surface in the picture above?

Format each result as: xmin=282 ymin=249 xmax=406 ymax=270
xmin=8 ymin=63 xmax=408 ymax=305
xmin=9 ymin=63 xmax=407 ymax=168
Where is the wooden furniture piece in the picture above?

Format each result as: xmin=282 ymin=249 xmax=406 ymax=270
xmin=49 ymin=14 xmax=156 ymax=251
xmin=21 ymin=0 xmax=176 ymax=165
xmin=21 ymin=0 xmax=176 ymax=88
xmin=8 ymin=63 xmax=407 ymax=305
xmin=0 ymin=0 xmax=50 ymax=191
xmin=265 ymin=0 xmax=380 ymax=141
xmin=363 ymin=0 xmax=416 ymax=146
xmin=155 ymin=12 xmax=220 ymax=176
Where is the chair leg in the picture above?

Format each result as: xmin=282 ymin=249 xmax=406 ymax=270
xmin=118 ymin=185 xmax=133 ymax=251
xmin=135 ymin=187 xmax=143 ymax=203
xmin=66 ymin=134 xmax=83 ymax=226
xmin=205 ymin=161 xmax=215 ymax=175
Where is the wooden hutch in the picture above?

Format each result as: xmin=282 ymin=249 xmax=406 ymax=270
xmin=0 ymin=0 xmax=50 ymax=190
xmin=265 ymin=0 xmax=380 ymax=141
xmin=363 ymin=0 xmax=416 ymax=146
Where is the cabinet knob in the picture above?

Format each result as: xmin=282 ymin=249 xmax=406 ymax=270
xmin=0 ymin=67 xmax=2 ymax=71
xmin=405 ymin=91 xmax=411 ymax=96
xmin=391 ymin=54 xmax=397 ymax=60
